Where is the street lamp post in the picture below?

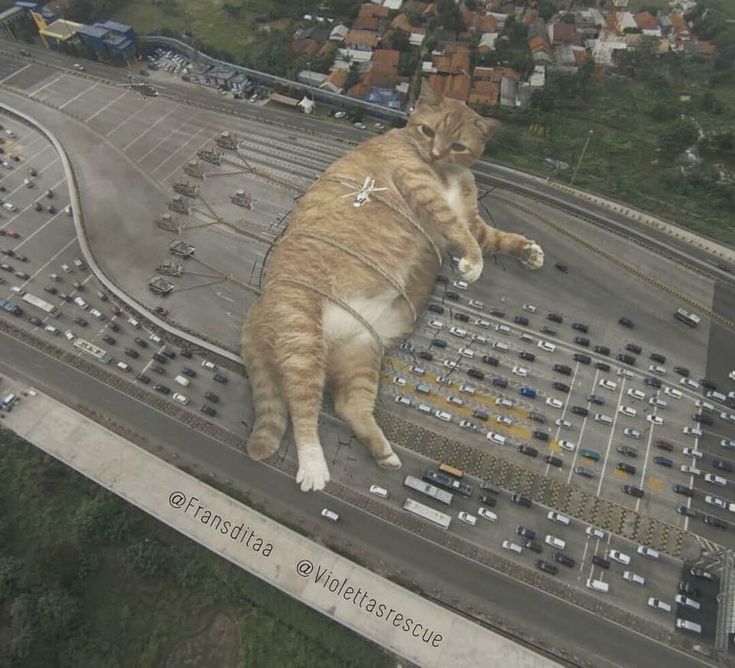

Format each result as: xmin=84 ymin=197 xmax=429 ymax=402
xmin=571 ymin=129 xmax=593 ymax=186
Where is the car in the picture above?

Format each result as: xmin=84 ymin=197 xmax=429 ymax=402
xmin=538 ymin=340 xmax=556 ymax=353
xmin=574 ymin=336 xmax=590 ymax=347
xmin=546 ymin=397 xmax=562 ymax=409
xmin=123 ymin=347 xmax=139 ymax=358
xmin=540 ymin=325 xmax=557 ymax=336
xmin=647 ymin=598 xmax=672 ymax=613
xmin=34 ymin=202 xmax=43 ymax=212
xmin=353 ymin=122 xmax=366 ymax=130
xmin=432 ymin=338 xmax=447 ymax=348
xmin=487 ymin=432 xmax=506 ymax=445
xmin=623 ymin=428 xmax=641 ymax=439
xmin=592 ymin=554 xmax=610 ymax=569
xmin=14 ymin=270 xmax=29 ymax=280
xmin=682 ymin=447 xmax=703 ymax=459
xmin=648 ymin=364 xmax=666 ymax=376
xmin=482 ymin=355 xmax=499 ymax=366
xmin=623 ymin=571 xmax=646 ymax=586
xmin=575 ymin=466 xmax=595 ymax=478
xmin=153 ymin=383 xmax=170 ymax=394
xmin=545 ymin=534 xmax=566 ymax=550
xmin=699 ymin=378 xmax=716 ymax=390
xmin=523 ymin=539 xmax=542 ymax=553
xmin=599 ymin=379 xmax=617 ymax=391
xmin=555 ymin=262 xmax=568 ymax=273
xmin=713 ymin=459 xmax=733 ymax=472
xmin=510 ymin=494 xmax=532 ymax=508
xmin=102 ymin=334 xmax=116 ymax=345
xmin=617 ymin=445 xmax=638 ymax=457
xmin=673 ymin=484 xmax=694 ymax=497
xmin=528 ymin=410 xmax=546 ymax=423
xmin=502 ymin=540 xmax=523 ymax=554
xmin=47 ymin=206 xmax=57 ymax=214
xmin=587 ymin=394 xmax=605 ymax=406
xmin=619 ymin=405 xmax=637 ymax=417
xmin=460 ymin=419 xmax=478 ymax=433
xmin=518 ymin=444 xmax=538 ymax=458
xmin=722 ymin=438 xmax=735 ymax=450
xmin=458 ymin=511 xmax=477 ymax=526
xmin=172 ymin=392 xmax=189 ymax=405
xmin=467 ymin=368 xmax=484 ymax=380
xmin=519 ymin=386 xmax=537 ymax=398
xmin=43 ymin=285 xmax=58 ymax=295
xmin=559 ymin=440 xmax=576 ymax=452
xmin=547 ymin=511 xmax=570 ymax=526
xmin=654 ymin=441 xmax=673 ymax=454
xmin=553 ymin=364 xmax=572 ymax=376
xmin=519 ymin=351 xmax=536 ymax=362
xmin=532 ymin=430 xmax=549 ymax=442
xmin=522 ymin=303 xmax=537 ymax=313
xmin=417 ymin=351 xmax=434 ymax=361
xmin=675 ymin=593 xmax=701 ymax=610
xmin=493 ymin=342 xmax=509 ymax=353
xmin=213 ymin=373 xmax=228 ymax=384
xmin=595 ymin=362 xmax=611 ymax=372
xmin=516 ymin=526 xmax=536 ymax=540
xmin=72 ymin=317 xmax=88 ymax=328
xmin=617 ymin=353 xmax=636 ymax=365
xmin=428 ymin=319 xmax=444 ymax=330
xmin=574 ymin=353 xmax=591 ymax=364
xmin=703 ymin=515 xmax=728 ymax=529
xmin=512 ymin=365 xmax=529 ymax=377
xmin=478 ymin=506 xmax=498 ymax=522
xmin=536 ymin=560 xmax=558 ymax=575
xmin=705 ymin=495 xmax=727 ymax=509
xmin=721 ymin=412 xmax=735 ymax=424
xmin=108 ymin=321 xmax=120 ymax=332
xmin=649 ymin=397 xmax=667 ymax=408
xmin=545 ymin=455 xmax=563 ymax=467
xmin=134 ymin=337 xmax=149 ymax=348
xmin=434 ymin=409 xmax=451 ymax=421
xmin=623 ymin=485 xmax=644 ymax=498
xmin=665 ymin=387 xmax=683 ymax=399
xmin=689 ymin=568 xmax=714 ymax=581
xmin=14 ymin=253 xmax=27 ymax=262
xmin=617 ymin=462 xmax=636 ymax=475
xmin=27 ymin=316 xmax=43 ymax=327
xmin=492 ymin=377 xmax=508 ymax=388
xmin=677 ymin=505 xmax=697 ymax=517
xmin=496 ymin=415 xmax=512 ymax=426
xmin=586 ymin=526 xmax=606 ymax=540
xmin=555 ymin=418 xmax=572 ymax=429
xmin=647 ymin=414 xmax=663 ymax=425
xmin=73 ymin=63 xmax=85 ymax=70
xmin=427 ymin=303 xmax=444 ymax=314
xmin=624 ymin=343 xmax=642 ymax=354
xmin=692 ymin=412 xmax=713 ymax=425
xmin=514 ymin=315 xmax=529 ymax=326
xmin=680 ymin=377 xmax=698 ymax=389
xmin=449 ymin=326 xmax=466 ymax=338
xmin=594 ymin=345 xmax=610 ymax=356
xmin=618 ymin=317 xmax=634 ymax=329
xmin=552 ymin=382 xmax=570 ymax=393
xmin=571 ymin=322 xmax=589 ymax=333
xmin=321 ymin=508 xmax=339 ymax=522
xmin=454 ymin=313 xmax=470 ymax=323
xmin=546 ymin=313 xmax=563 ymax=323
xmin=473 ymin=410 xmax=489 ymax=422
xmin=334 ymin=111 xmax=347 ymax=119
xmin=608 ymin=550 xmax=631 ymax=565
xmin=674 ymin=366 xmax=689 ymax=377
xmin=637 ymin=545 xmax=660 ymax=560
xmin=704 ymin=473 xmax=727 ymax=487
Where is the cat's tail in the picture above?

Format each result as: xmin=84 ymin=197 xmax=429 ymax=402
xmin=242 ymin=317 xmax=287 ymax=461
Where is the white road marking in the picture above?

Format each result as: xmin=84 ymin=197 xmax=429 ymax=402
xmin=0 ymin=63 xmax=31 ymax=83
xmin=123 ymin=104 xmax=180 ymax=151
xmin=27 ymin=73 xmax=65 ymax=97
xmin=136 ymin=112 xmax=202 ymax=162
xmin=596 ymin=378 xmax=627 ymax=498
xmin=153 ymin=125 xmax=212 ymax=177
xmin=105 ymin=99 xmax=153 ymax=137
xmin=85 ymin=89 xmax=129 ymax=122
xmin=58 ymin=82 xmax=98 ymax=110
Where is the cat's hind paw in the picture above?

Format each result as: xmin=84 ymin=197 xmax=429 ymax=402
xmin=374 ymin=450 xmax=402 ymax=470
xmin=458 ymin=256 xmax=483 ymax=283
xmin=520 ymin=241 xmax=544 ymax=270
xmin=296 ymin=444 xmax=331 ymax=492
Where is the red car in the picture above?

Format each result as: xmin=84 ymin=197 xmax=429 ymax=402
xmin=5 ymin=230 xmax=20 ymax=239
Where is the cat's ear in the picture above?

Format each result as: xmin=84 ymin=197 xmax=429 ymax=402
xmin=417 ymin=79 xmax=442 ymax=108
xmin=475 ymin=117 xmax=501 ymax=140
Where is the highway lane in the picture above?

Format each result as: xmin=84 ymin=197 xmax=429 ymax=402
xmin=0 ymin=330 xmax=716 ymax=668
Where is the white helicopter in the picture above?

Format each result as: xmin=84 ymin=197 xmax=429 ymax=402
xmin=340 ymin=176 xmax=387 ymax=207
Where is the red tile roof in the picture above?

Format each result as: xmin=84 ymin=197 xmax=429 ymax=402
xmin=353 ymin=16 xmax=379 ymax=31
xmin=634 ymin=11 xmax=658 ymax=31
xmin=363 ymin=49 xmax=401 ymax=88
xmin=468 ymin=80 xmax=500 ymax=106
xmin=292 ymin=39 xmax=320 ymax=55
xmin=322 ymin=68 xmax=348 ymax=90
xmin=550 ymin=21 xmax=576 ymax=45
xmin=345 ymin=29 xmax=379 ymax=48
xmin=358 ymin=2 xmax=389 ymax=19
xmin=428 ymin=72 xmax=471 ymax=102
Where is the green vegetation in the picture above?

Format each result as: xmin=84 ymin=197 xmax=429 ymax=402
xmin=0 ymin=429 xmax=390 ymax=668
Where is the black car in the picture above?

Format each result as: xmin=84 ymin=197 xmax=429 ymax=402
xmin=436 ymin=274 xmax=449 ymax=284
xmin=432 ymin=338 xmax=447 ymax=348
xmin=482 ymin=355 xmax=499 ymax=366
xmin=618 ymin=317 xmax=634 ymax=329
xmin=492 ymin=377 xmax=508 ymax=388
xmin=445 ymin=291 xmax=459 ymax=301
xmin=703 ymin=515 xmax=727 ymax=529
xmin=644 ymin=376 xmax=662 ymax=388
xmin=649 ymin=352 xmax=666 ymax=363
xmin=552 ymin=382 xmax=570 ymax=393
xmin=678 ymin=505 xmax=697 ymax=517
xmin=571 ymin=322 xmax=589 ymax=333
xmin=34 ymin=202 xmax=43 ymax=211
xmin=573 ymin=353 xmax=591 ymax=364
xmin=617 ymin=445 xmax=638 ymax=457
xmin=467 ymin=368 xmax=484 ymax=380
xmin=678 ymin=581 xmax=701 ymax=598
xmin=123 ymin=347 xmax=139 ymax=359
xmin=553 ymin=364 xmax=572 ymax=376
xmin=552 ymin=552 xmax=575 ymax=568
xmin=489 ymin=308 xmax=505 ymax=317
xmin=571 ymin=406 xmax=589 ymax=417
xmin=623 ymin=484 xmax=644 ymax=498
xmin=518 ymin=444 xmax=538 ymax=458
xmin=524 ymin=540 xmax=543 ymax=553
xmin=136 ymin=373 xmax=151 ymax=384
xmin=540 ymin=325 xmax=557 ymax=335
xmin=532 ymin=430 xmax=549 ymax=442
xmin=592 ymin=555 xmax=610 ymax=569
xmin=204 ymin=391 xmax=220 ymax=403
xmin=102 ymin=334 xmax=116 ymax=345
xmin=213 ymin=373 xmax=228 ymax=384
xmin=528 ymin=410 xmax=546 ymax=423
xmin=693 ymin=413 xmax=713 ymax=425
xmin=544 ymin=455 xmax=563 ymax=467
xmin=536 ymin=560 xmax=558 ymax=575
xmin=418 ymin=351 xmax=433 ymax=361
xmin=200 ymin=405 xmax=217 ymax=417
xmin=162 ymin=350 xmax=176 ymax=359
xmin=673 ymin=484 xmax=694 ymax=497
xmin=547 ymin=313 xmax=563 ymax=323
xmin=134 ymin=337 xmax=148 ymax=348
xmin=428 ymin=304 xmax=444 ymax=314
xmin=153 ymin=383 xmax=170 ymax=394
xmin=653 ymin=456 xmax=673 ymax=468
xmin=587 ymin=393 xmax=604 ymax=405
xmin=28 ymin=316 xmax=43 ymax=327
xmin=480 ymin=482 xmax=501 ymax=494
xmin=180 ymin=349 xmax=193 ymax=359
xmin=510 ymin=494 xmax=532 ymax=508
xmin=47 ymin=206 xmax=57 ymax=214
xmin=713 ymin=459 xmax=733 ymax=473
xmin=617 ymin=353 xmax=636 ymax=365
xmin=574 ymin=336 xmax=590 ymax=347
xmin=58 ymin=292 xmax=71 ymax=302
xmin=617 ymin=462 xmax=636 ymax=475
xmin=454 ymin=312 xmax=470 ymax=323
xmin=674 ymin=366 xmax=690 ymax=377
xmin=655 ymin=439 xmax=673 ymax=451
xmin=555 ymin=263 xmax=568 ymax=273
xmin=108 ymin=321 xmax=120 ymax=332
xmin=181 ymin=367 xmax=197 ymax=378
xmin=472 ymin=409 xmax=489 ymax=422
xmin=514 ymin=315 xmax=529 ymax=326
xmin=479 ymin=495 xmax=497 ymax=507
xmin=150 ymin=364 xmax=165 ymax=374
xmin=519 ymin=351 xmax=535 ymax=362
xmin=595 ymin=362 xmax=611 ymax=372
xmin=516 ymin=526 xmax=536 ymax=539
xmin=152 ymin=352 xmax=167 ymax=363
xmin=594 ymin=345 xmax=610 ymax=355
xmin=625 ymin=343 xmax=642 ymax=354
xmin=0 ymin=249 xmax=13 ymax=256
xmin=699 ymin=378 xmax=716 ymax=390
xmin=73 ymin=317 xmax=88 ymax=327
xmin=44 ymin=285 xmax=58 ymax=295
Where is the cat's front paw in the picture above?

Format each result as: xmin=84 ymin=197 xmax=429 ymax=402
xmin=520 ymin=241 xmax=544 ymax=270
xmin=458 ymin=256 xmax=483 ymax=283
xmin=296 ymin=444 xmax=331 ymax=492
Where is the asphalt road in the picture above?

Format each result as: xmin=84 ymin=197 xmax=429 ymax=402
xmin=0 ymin=330 xmax=716 ymax=668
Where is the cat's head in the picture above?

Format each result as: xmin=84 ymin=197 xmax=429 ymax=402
xmin=407 ymin=79 xmax=500 ymax=167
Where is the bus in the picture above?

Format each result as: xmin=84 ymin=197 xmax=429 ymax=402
xmin=438 ymin=462 xmax=463 ymax=478
xmin=21 ymin=292 xmax=57 ymax=315
xmin=403 ymin=474 xmax=453 ymax=505
xmin=674 ymin=308 xmax=701 ymax=328
xmin=423 ymin=469 xmax=474 ymax=498
xmin=403 ymin=498 xmax=451 ymax=530
xmin=73 ymin=338 xmax=111 ymax=364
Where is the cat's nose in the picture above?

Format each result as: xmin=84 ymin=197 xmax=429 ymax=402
xmin=430 ymin=148 xmax=442 ymax=160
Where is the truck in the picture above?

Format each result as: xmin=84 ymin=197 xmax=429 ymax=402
xmin=0 ymin=298 xmax=22 ymax=316
xmin=402 ymin=498 xmax=451 ymax=529
xmin=403 ymin=475 xmax=453 ymax=505
xmin=21 ymin=292 xmax=57 ymax=315
xmin=422 ymin=469 xmax=474 ymax=497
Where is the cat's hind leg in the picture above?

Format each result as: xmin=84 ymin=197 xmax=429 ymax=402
xmin=472 ymin=216 xmax=544 ymax=269
xmin=329 ymin=340 xmax=402 ymax=471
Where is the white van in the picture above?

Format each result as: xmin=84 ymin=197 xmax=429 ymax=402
xmin=586 ymin=578 xmax=609 ymax=593
xmin=594 ymin=413 xmax=612 ymax=425
xmin=174 ymin=374 xmax=190 ymax=387
xmin=502 ymin=540 xmax=523 ymax=554
xmin=545 ymin=534 xmax=566 ymax=550
xmin=2 ymin=393 xmax=18 ymax=410
xmin=201 ymin=360 xmax=217 ymax=370
xmin=674 ymin=595 xmax=701 ymax=610
xmin=706 ymin=390 xmax=727 ymax=402
xmin=116 ymin=361 xmax=131 ymax=372
xmin=683 ymin=426 xmax=703 ymax=437
xmin=637 ymin=545 xmax=660 ymax=560
xmin=623 ymin=571 xmax=646 ymax=586
xmin=547 ymin=510 xmax=571 ymax=526
xmin=675 ymin=619 xmax=701 ymax=634
xmin=695 ymin=399 xmax=714 ymax=411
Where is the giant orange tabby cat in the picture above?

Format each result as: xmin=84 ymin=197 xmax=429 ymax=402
xmin=242 ymin=81 xmax=544 ymax=491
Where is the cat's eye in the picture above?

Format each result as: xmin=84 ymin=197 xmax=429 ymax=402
xmin=451 ymin=143 xmax=468 ymax=152
xmin=419 ymin=125 xmax=435 ymax=138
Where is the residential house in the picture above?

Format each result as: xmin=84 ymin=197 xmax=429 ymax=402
xmin=529 ymin=34 xmax=553 ymax=66
xmin=320 ymin=68 xmax=349 ymax=93
xmin=383 ymin=0 xmax=404 ymax=9
xmin=329 ymin=24 xmax=349 ymax=42
xmin=342 ymin=29 xmax=379 ymax=62
xmin=553 ymin=43 xmax=576 ymax=67
xmin=633 ymin=11 xmax=661 ymax=36
xmin=548 ymin=21 xmax=577 ymax=46
xmin=460 ymin=7 xmax=498 ymax=34
xmin=478 ymin=32 xmax=499 ymax=52
xmin=669 ymin=13 xmax=690 ymax=42
xmin=427 ymin=43 xmax=471 ymax=102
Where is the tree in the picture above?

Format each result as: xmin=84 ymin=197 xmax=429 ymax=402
xmin=659 ymin=118 xmax=699 ymax=156
xmin=125 ymin=541 xmax=169 ymax=577
xmin=436 ymin=0 xmax=466 ymax=33
xmin=387 ymin=29 xmax=411 ymax=52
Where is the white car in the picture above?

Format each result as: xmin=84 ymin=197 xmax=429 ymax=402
xmin=704 ymin=473 xmax=727 ymax=487
xmin=437 ymin=375 xmax=453 ymax=386
xmin=637 ymin=545 xmax=659 ymax=560
xmin=538 ymin=340 xmax=556 ymax=352
xmin=449 ymin=326 xmax=467 ymax=338
xmin=458 ymin=511 xmax=477 ymax=526
xmin=469 ymin=299 xmax=484 ymax=308
xmin=459 ymin=384 xmax=476 ymax=395
xmin=448 ymin=395 xmax=464 ymax=406
xmin=627 ymin=388 xmax=646 ymax=400
xmin=522 ymin=304 xmax=537 ymax=313
xmin=495 ymin=397 xmax=514 ymax=408
xmin=512 ymin=365 xmax=529 ymax=377
xmin=353 ymin=122 xmax=366 ymax=129
xmin=648 ymin=364 xmax=666 ymax=375
xmin=496 ymin=415 xmax=512 ymax=426
xmin=705 ymin=495 xmax=727 ymax=509
xmin=393 ymin=375 xmax=406 ymax=386
xmin=321 ymin=508 xmax=339 ymax=522
xmin=478 ymin=506 xmax=498 ymax=522
xmin=443 ymin=359 xmax=458 ymax=369
xmin=547 ymin=511 xmax=570 ymax=526
xmin=682 ymin=447 xmax=703 ymax=459
xmin=395 ymin=395 xmax=411 ymax=406
xmin=428 ymin=319 xmax=444 ymax=330
xmin=664 ymin=387 xmax=683 ymax=398
xmin=201 ymin=360 xmax=217 ymax=370
xmin=683 ymin=426 xmax=703 ymax=436
xmin=559 ymin=440 xmax=576 ymax=452
xmin=623 ymin=571 xmax=646 ymax=586
xmin=680 ymin=377 xmax=698 ymax=389
xmin=617 ymin=368 xmax=634 ymax=379
xmin=546 ymin=397 xmax=563 ymax=409
xmin=502 ymin=540 xmax=523 ymax=554
xmin=619 ymin=405 xmax=637 ymax=417
xmin=410 ymin=365 xmax=425 ymax=375
xmin=496 ymin=324 xmax=511 ymax=335
xmin=472 ymin=333 xmax=488 ymax=344
xmin=73 ymin=63 xmax=85 ymax=70
xmin=417 ymin=403 xmax=432 ymax=414
xmin=475 ymin=318 xmax=491 ymax=328
xmin=680 ymin=464 xmax=702 ymax=476
xmin=608 ymin=550 xmax=631 ymax=565
xmin=649 ymin=397 xmax=667 ymax=408
xmin=487 ymin=432 xmax=506 ymax=445
xmin=453 ymin=280 xmax=469 ymax=290
xmin=722 ymin=438 xmax=735 ymax=449
xmin=555 ymin=418 xmax=572 ymax=429
xmin=624 ymin=428 xmax=641 ymax=439
xmin=720 ymin=411 xmax=735 ymax=424
xmin=172 ymin=392 xmax=189 ymax=405
xmin=369 ymin=484 xmax=389 ymax=498
xmin=647 ymin=597 xmax=672 ymax=613
xmin=585 ymin=526 xmax=605 ymax=540
xmin=459 ymin=347 xmax=475 ymax=358
xmin=493 ymin=341 xmax=509 ymax=352
xmin=64 ymin=330 xmax=75 ymax=341
xmin=599 ymin=379 xmax=617 ymax=391
xmin=434 ymin=410 xmax=452 ymax=422
xmin=545 ymin=534 xmax=566 ymax=550
xmin=646 ymin=414 xmax=663 ymax=425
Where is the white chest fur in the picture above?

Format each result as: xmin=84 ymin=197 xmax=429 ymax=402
xmin=323 ymin=294 xmax=408 ymax=345
xmin=442 ymin=178 xmax=465 ymax=219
